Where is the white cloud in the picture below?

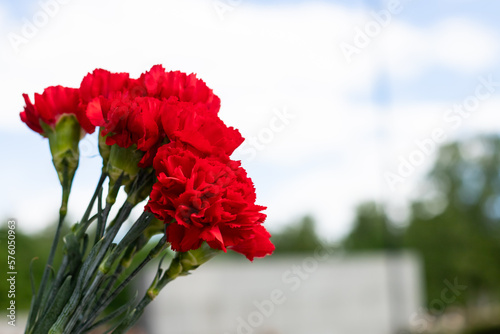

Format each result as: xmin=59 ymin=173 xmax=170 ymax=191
xmin=363 ymin=18 xmax=499 ymax=80
xmin=432 ymin=18 xmax=499 ymax=72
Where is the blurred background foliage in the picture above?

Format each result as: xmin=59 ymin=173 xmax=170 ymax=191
xmin=0 ymin=222 xmax=69 ymax=312
xmin=343 ymin=134 xmax=500 ymax=332
xmin=2 ymin=135 xmax=500 ymax=333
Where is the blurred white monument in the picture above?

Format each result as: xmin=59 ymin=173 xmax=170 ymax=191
xmin=142 ymin=251 xmax=423 ymax=334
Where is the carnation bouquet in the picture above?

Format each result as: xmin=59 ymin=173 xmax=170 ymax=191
xmin=20 ymin=65 xmax=274 ymax=333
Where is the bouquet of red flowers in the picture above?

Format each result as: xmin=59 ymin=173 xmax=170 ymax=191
xmin=20 ymin=65 xmax=274 ymax=333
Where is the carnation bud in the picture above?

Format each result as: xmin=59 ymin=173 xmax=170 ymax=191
xmin=165 ymin=258 xmax=183 ymax=280
xmin=143 ymin=217 xmax=164 ymax=239
xmin=106 ymin=144 xmax=143 ymax=204
xmin=40 ymin=114 xmax=82 ymax=217
xmin=181 ymin=243 xmax=220 ymax=268
xmin=126 ymin=168 xmax=156 ymax=206
xmin=165 ymin=243 xmax=220 ymax=280
xmin=146 ymin=242 xmax=220 ymax=301
xmin=120 ymin=244 xmax=138 ymax=269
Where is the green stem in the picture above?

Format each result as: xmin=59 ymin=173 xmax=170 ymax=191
xmin=112 ymin=294 xmax=153 ymax=334
xmin=26 ymin=211 xmax=65 ymax=332
xmin=113 ymin=243 xmax=220 ymax=333
xmin=99 ymin=212 xmax=153 ymax=275
xmin=78 ymin=236 xmax=168 ymax=333
xmin=75 ymin=172 xmax=107 ymax=239
xmin=94 ymin=190 xmax=107 ymax=245
xmin=41 ymin=256 xmax=69 ymax=316
xmin=70 ymin=212 xmax=154 ymax=332
xmin=48 ymin=238 xmax=104 ymax=334
xmin=60 ymin=201 xmax=134 ymax=334
xmin=31 ymin=172 xmax=107 ymax=332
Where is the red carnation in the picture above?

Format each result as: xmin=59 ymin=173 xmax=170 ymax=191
xmin=139 ymin=65 xmax=221 ymax=113
xmin=145 ymin=143 xmax=274 ymax=261
xmin=20 ymin=85 xmax=94 ymax=134
xmin=86 ymin=92 xmax=163 ymax=167
xmin=80 ymin=69 xmax=132 ymax=103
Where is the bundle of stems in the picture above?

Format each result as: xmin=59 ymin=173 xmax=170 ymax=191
xmin=25 ymin=169 xmax=219 ymax=334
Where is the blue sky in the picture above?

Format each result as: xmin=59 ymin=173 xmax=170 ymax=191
xmin=1 ymin=0 xmax=500 ymax=239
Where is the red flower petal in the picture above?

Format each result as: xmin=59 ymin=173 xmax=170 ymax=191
xmin=20 ymin=93 xmax=43 ymax=134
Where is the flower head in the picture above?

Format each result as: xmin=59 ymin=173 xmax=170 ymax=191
xmin=80 ymin=69 xmax=132 ymax=104
xmin=146 ymin=143 xmax=274 ymax=261
xmin=20 ymin=86 xmax=92 ymax=215
xmin=21 ymin=85 xmax=94 ymax=135
xmin=139 ymin=65 xmax=221 ymax=113
xmin=86 ymin=92 xmax=164 ymax=168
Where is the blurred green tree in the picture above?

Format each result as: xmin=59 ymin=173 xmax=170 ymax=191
xmin=403 ymin=136 xmax=500 ymax=306
xmin=0 ymin=221 xmax=67 ymax=312
xmin=343 ymin=201 xmax=402 ymax=251
xmin=342 ymin=135 xmax=500 ymax=311
xmin=271 ymin=215 xmax=324 ymax=253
